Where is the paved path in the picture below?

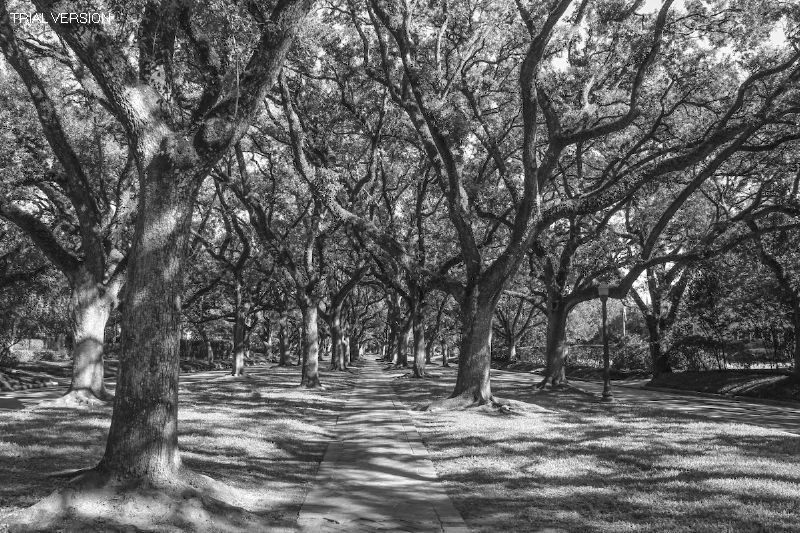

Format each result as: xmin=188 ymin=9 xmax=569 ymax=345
xmin=297 ymin=359 xmax=467 ymax=532
xmin=518 ymin=371 xmax=800 ymax=436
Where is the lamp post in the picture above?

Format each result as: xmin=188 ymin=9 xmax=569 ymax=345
xmin=598 ymin=282 xmax=613 ymax=402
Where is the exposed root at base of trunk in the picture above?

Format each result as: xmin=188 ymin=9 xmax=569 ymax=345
xmin=36 ymin=388 xmax=113 ymax=409
xmin=299 ymin=381 xmax=325 ymax=390
xmin=5 ymin=467 xmax=271 ymax=533
xmin=425 ymin=393 xmax=549 ymax=414
xmin=535 ymin=373 xmax=568 ymax=390
xmin=397 ymin=371 xmax=440 ymax=380
xmin=424 ymin=393 xmax=495 ymax=411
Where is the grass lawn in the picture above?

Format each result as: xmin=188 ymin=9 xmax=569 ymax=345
xmin=393 ymin=367 xmax=800 ymax=533
xmin=0 ymin=365 xmax=355 ymax=531
xmin=649 ymin=370 xmax=800 ymax=403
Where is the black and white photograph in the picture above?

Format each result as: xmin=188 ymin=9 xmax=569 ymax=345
xmin=1 ymin=0 xmax=799 ymax=531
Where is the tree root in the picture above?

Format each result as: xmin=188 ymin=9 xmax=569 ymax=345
xmin=36 ymin=388 xmax=113 ymax=409
xmin=397 ymin=371 xmax=441 ymax=380
xmin=425 ymin=393 xmax=548 ymax=414
xmin=5 ymin=467 xmax=271 ymax=532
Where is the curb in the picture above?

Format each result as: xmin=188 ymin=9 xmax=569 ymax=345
xmin=640 ymin=384 xmax=800 ymax=409
xmin=567 ymin=376 xmax=800 ymax=409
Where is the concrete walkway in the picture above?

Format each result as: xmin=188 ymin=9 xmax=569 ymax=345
xmin=297 ymin=359 xmax=467 ymax=532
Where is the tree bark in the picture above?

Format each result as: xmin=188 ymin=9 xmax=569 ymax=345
xmin=278 ymin=316 xmax=290 ymax=366
xmin=67 ymin=269 xmax=113 ymax=400
xmin=300 ymin=303 xmax=321 ymax=388
xmin=386 ymin=321 xmax=398 ymax=362
xmin=329 ymin=311 xmax=346 ymax=370
xmin=396 ymin=321 xmax=411 ymax=367
xmin=412 ymin=309 xmax=427 ymax=377
xmin=793 ymin=304 xmax=800 ymax=378
xmin=350 ymin=338 xmax=361 ymax=362
xmin=540 ymin=301 xmax=568 ymax=387
xmin=508 ymin=340 xmax=517 ymax=362
xmin=202 ymin=331 xmax=214 ymax=362
xmin=647 ymin=316 xmax=671 ymax=376
xmin=99 ymin=148 xmax=199 ymax=483
xmin=231 ymin=280 xmax=246 ymax=376
xmin=442 ymin=342 xmax=450 ymax=367
xmin=448 ymin=289 xmax=498 ymax=404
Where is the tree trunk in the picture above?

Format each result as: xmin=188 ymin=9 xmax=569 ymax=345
xmin=647 ymin=317 xmax=671 ymax=376
xmin=278 ymin=317 xmax=290 ymax=366
xmin=397 ymin=321 xmax=411 ymax=367
xmin=199 ymin=329 xmax=214 ymax=362
xmin=350 ymin=338 xmax=360 ymax=362
xmin=412 ymin=310 xmax=427 ymax=378
xmin=231 ymin=280 xmax=246 ymax=376
xmin=329 ymin=311 xmax=345 ymax=370
xmin=447 ymin=289 xmax=499 ymax=405
xmin=442 ymin=342 xmax=450 ymax=367
xmin=386 ymin=322 xmax=398 ymax=363
xmin=99 ymin=150 xmax=199 ymax=483
xmin=67 ymin=270 xmax=113 ymax=400
xmin=793 ymin=304 xmax=800 ymax=377
xmin=508 ymin=339 xmax=517 ymax=362
xmin=300 ymin=303 xmax=321 ymax=388
xmin=541 ymin=301 xmax=568 ymax=387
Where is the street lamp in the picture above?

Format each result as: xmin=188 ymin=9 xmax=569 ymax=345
xmin=598 ymin=282 xmax=614 ymax=402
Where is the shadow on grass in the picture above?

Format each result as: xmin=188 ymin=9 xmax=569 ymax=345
xmin=393 ymin=365 xmax=800 ymax=533
xmin=0 ymin=365 xmax=358 ymax=530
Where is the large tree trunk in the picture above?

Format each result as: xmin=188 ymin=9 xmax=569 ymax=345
xmin=386 ymin=321 xmax=398 ymax=363
xmin=540 ymin=301 xmax=568 ymax=387
xmin=300 ymin=303 xmax=321 ymax=388
xmin=67 ymin=269 xmax=113 ymax=401
xmin=444 ymin=288 xmax=499 ymax=406
xmin=793 ymin=304 xmax=800 ymax=378
xmin=412 ymin=310 xmax=427 ymax=378
xmin=396 ymin=321 xmax=411 ymax=367
xmin=350 ymin=337 xmax=360 ymax=362
xmin=231 ymin=280 xmax=246 ymax=376
xmin=508 ymin=339 xmax=517 ymax=362
xmin=99 ymin=151 xmax=199 ymax=483
xmin=441 ymin=342 xmax=450 ymax=367
xmin=647 ymin=316 xmax=671 ymax=376
xmin=203 ymin=333 xmax=214 ymax=362
xmin=329 ymin=311 xmax=346 ymax=370
xmin=278 ymin=316 xmax=290 ymax=366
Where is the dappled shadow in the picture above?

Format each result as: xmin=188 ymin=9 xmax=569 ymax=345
xmin=0 ymin=362 xmax=358 ymax=529
xmin=396 ymin=365 xmax=800 ymax=532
